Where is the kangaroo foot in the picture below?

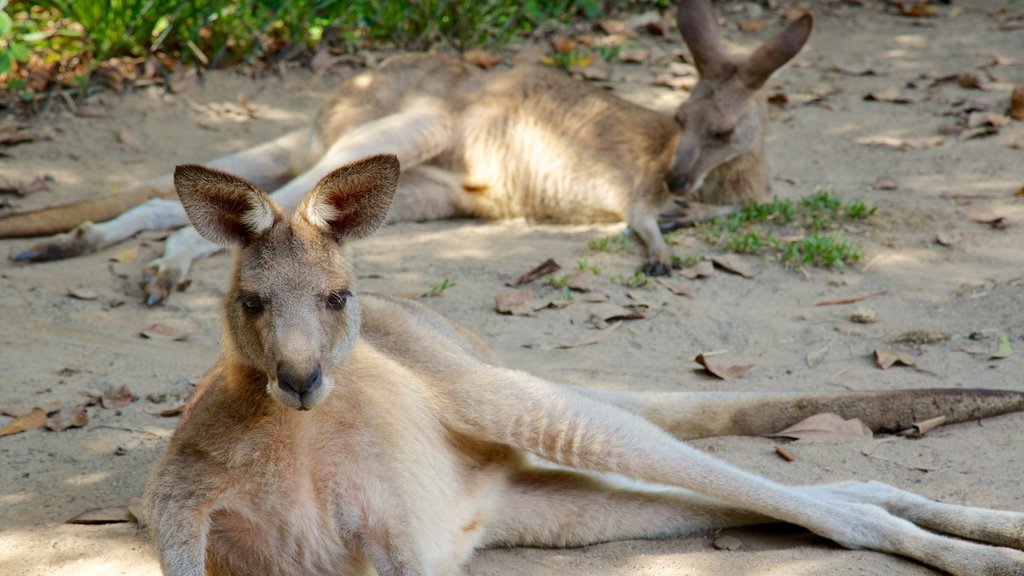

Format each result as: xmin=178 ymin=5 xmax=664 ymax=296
xmin=142 ymin=260 xmax=188 ymax=307
xmin=10 ymin=222 xmax=101 ymax=262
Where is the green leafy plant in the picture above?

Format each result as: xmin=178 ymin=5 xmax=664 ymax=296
xmin=426 ymin=277 xmax=455 ymax=297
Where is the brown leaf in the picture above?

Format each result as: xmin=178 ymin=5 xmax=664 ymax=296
xmin=897 ymin=415 xmax=947 ymax=438
xmin=579 ymin=292 xmax=610 ymax=303
xmin=855 ymin=136 xmax=945 ymax=150
xmin=677 ymin=260 xmax=715 ymax=279
xmin=598 ymin=19 xmax=626 ymax=34
xmin=872 ymin=176 xmax=899 ymax=190
xmin=1010 ymin=85 xmax=1024 ymax=121
xmin=892 ymin=329 xmax=951 ymax=345
xmin=957 ymin=72 xmax=983 ymax=90
xmin=0 ymin=407 xmax=46 ymax=437
xmin=694 ymin=353 xmax=752 ymax=380
xmin=964 ymin=207 xmax=1009 ymax=229
xmin=737 ymin=20 xmax=768 ymax=34
xmin=506 ymin=258 xmax=560 ymax=287
xmin=464 ymin=49 xmax=500 ymax=70
xmin=567 ymin=271 xmax=601 ymax=292
xmin=655 ymin=277 xmax=697 ymax=297
xmin=101 ymin=385 xmax=135 ymax=409
xmin=864 ymin=86 xmax=917 ymax=104
xmin=774 ymin=444 xmax=795 ymax=462
xmin=140 ymin=323 xmax=188 ymax=341
xmin=150 ymin=404 xmax=186 ymax=417
xmin=874 ymin=348 xmax=917 ymax=370
xmin=2 ymin=401 xmax=62 ymax=417
xmin=66 ymin=506 xmax=137 ymax=525
xmin=46 ymin=405 xmax=88 ymax=432
xmin=0 ymin=175 xmax=51 ymax=197
xmin=814 ymin=291 xmax=889 ymax=306
xmin=68 ymin=286 xmax=101 ymax=301
xmin=495 ymin=290 xmax=537 ymax=316
xmin=587 ymin=303 xmax=645 ymax=323
xmin=551 ymin=35 xmax=576 ymax=53
xmin=766 ymin=413 xmax=872 ymax=443
xmin=711 ymin=255 xmax=756 ymax=278
xmin=0 ymin=124 xmax=36 ymax=146
xmin=896 ymin=3 xmax=936 ymax=17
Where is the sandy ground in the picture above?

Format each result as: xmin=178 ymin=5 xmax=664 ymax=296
xmin=2 ymin=1 xmax=1024 ymax=575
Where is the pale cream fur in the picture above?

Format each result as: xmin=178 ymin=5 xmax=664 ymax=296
xmin=10 ymin=0 xmax=813 ymax=303
xmin=146 ymin=156 xmax=1024 ymax=576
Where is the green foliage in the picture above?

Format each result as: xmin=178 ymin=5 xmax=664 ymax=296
xmin=0 ymin=2 xmax=30 ymax=77
xmin=700 ymin=191 xmax=876 ymax=269
xmin=426 ymin=277 xmax=455 ymax=297
xmin=587 ymin=232 xmax=634 ymax=253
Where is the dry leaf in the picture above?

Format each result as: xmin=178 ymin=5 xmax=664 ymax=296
xmin=711 ymin=255 xmax=755 ymax=278
xmin=1010 ymin=84 xmax=1024 ymax=121
xmin=152 ymin=404 xmax=186 ymax=417
xmin=0 ymin=407 xmax=46 ymax=437
xmin=694 ymin=353 xmax=752 ymax=380
xmin=991 ymin=334 xmax=1013 ymax=359
xmin=934 ymin=231 xmax=960 ymax=247
xmin=805 ymin=344 xmax=829 ymax=367
xmin=66 ymin=506 xmax=137 ymax=525
xmin=678 ymin=260 xmax=714 ymax=279
xmin=892 ymin=329 xmax=950 ymax=345
xmin=738 ymin=20 xmax=768 ymax=34
xmin=0 ymin=124 xmax=35 ymax=146
xmin=533 ymin=321 xmax=623 ymax=350
xmin=814 ymin=291 xmax=888 ymax=306
xmin=495 ymin=290 xmax=537 ymax=316
xmin=46 ymin=405 xmax=88 ymax=432
xmin=0 ymin=175 xmax=50 ymax=196
xmin=464 ymin=49 xmax=500 ymax=70
xmin=897 ymin=415 xmax=947 ymax=437
xmin=855 ymin=136 xmax=945 ymax=150
xmin=850 ymin=306 xmax=877 ymax=324
xmin=140 ymin=323 xmax=189 ymax=341
xmin=580 ymin=292 xmax=610 ymax=303
xmin=655 ymin=277 xmax=697 ymax=297
xmin=872 ymin=176 xmax=899 ymax=190
xmin=598 ymin=19 xmax=626 ymax=34
xmin=965 ymin=207 xmax=1009 ymax=229
xmin=766 ymin=413 xmax=872 ymax=443
xmin=896 ymin=3 xmax=936 ymax=17
xmin=568 ymin=271 xmax=600 ymax=292
xmin=713 ymin=535 xmax=743 ymax=551
xmin=774 ymin=444 xmax=795 ymax=462
xmin=874 ymin=348 xmax=917 ymax=370
xmin=506 ymin=258 xmax=560 ymax=287
xmin=587 ymin=303 xmax=645 ymax=323
xmin=864 ymin=86 xmax=917 ymax=104
xmin=101 ymin=385 xmax=135 ymax=409
xmin=551 ymin=35 xmax=576 ymax=53
xmin=109 ymin=247 xmax=139 ymax=264
xmin=76 ymin=105 xmax=109 ymax=119
xmin=68 ymin=286 xmax=100 ymax=300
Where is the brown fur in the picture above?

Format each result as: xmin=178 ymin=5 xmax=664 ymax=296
xmin=146 ymin=156 xmax=1024 ymax=576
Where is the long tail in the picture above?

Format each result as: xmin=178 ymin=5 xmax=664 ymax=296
xmin=0 ymin=187 xmax=172 ymax=238
xmin=575 ymin=387 xmax=1024 ymax=439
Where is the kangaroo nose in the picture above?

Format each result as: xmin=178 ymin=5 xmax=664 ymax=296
xmin=667 ymin=172 xmax=690 ymax=195
xmin=278 ymin=365 xmax=322 ymax=396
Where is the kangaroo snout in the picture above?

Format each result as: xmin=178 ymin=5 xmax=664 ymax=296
xmin=278 ymin=364 xmax=322 ymax=399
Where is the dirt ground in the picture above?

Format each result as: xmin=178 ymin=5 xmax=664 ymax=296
xmin=2 ymin=1 xmax=1024 ymax=575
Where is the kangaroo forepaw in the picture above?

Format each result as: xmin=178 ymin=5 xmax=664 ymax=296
xmin=10 ymin=222 xmax=99 ymax=263
xmin=641 ymin=260 xmax=673 ymax=277
xmin=142 ymin=262 xmax=187 ymax=307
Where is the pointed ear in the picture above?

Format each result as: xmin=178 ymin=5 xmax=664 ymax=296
xmin=174 ymin=164 xmax=282 ymax=247
xmin=298 ymin=154 xmax=400 ymax=242
xmin=740 ymin=13 xmax=813 ymax=90
xmin=676 ymin=0 xmax=727 ymax=77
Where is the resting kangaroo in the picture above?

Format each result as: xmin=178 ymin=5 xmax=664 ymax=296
xmin=145 ymin=155 xmax=1024 ymax=576
xmin=5 ymin=0 xmax=811 ymax=304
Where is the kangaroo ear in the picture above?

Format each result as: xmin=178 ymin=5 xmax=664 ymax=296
xmin=676 ymin=0 xmax=727 ymax=77
xmin=740 ymin=13 xmax=813 ymax=90
xmin=174 ymin=164 xmax=282 ymax=247
xmin=299 ymin=154 xmax=400 ymax=242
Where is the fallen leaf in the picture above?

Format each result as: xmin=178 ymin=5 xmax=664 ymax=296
xmin=957 ymin=72 xmax=983 ymax=90
xmin=66 ymin=506 xmax=137 ymax=525
xmin=766 ymin=413 xmax=872 ymax=443
xmin=587 ymin=302 xmax=645 ymax=323
xmin=76 ymin=105 xmax=109 ymax=119
xmin=863 ymin=86 xmax=917 ymax=104
xmin=677 ymin=260 xmax=715 ymax=279
xmin=551 ymin=35 xmax=576 ymax=53
xmin=46 ymin=405 xmax=88 ymax=432
xmin=101 ymin=385 xmax=135 ymax=409
xmin=109 ymin=247 xmax=139 ymax=264
xmin=711 ymin=254 xmax=755 ymax=278
xmin=568 ymin=271 xmax=601 ymax=292
xmin=1010 ymin=84 xmax=1024 ymax=121
xmin=892 ymin=329 xmax=950 ymax=345
xmin=872 ymin=176 xmax=899 ymax=190
xmin=598 ymin=19 xmax=626 ymax=34
xmin=967 ymin=111 xmax=1011 ymax=129
xmin=655 ymin=277 xmax=697 ymax=297
xmin=874 ymin=348 xmax=917 ymax=369
xmin=506 ymin=258 xmax=560 ymax=287
xmin=897 ymin=415 xmax=947 ymax=437
xmin=991 ymin=334 xmax=1013 ymax=359
xmin=964 ymin=207 xmax=1009 ymax=229
xmin=140 ymin=323 xmax=189 ymax=341
xmin=713 ymin=534 xmax=743 ymax=550
xmin=774 ymin=444 xmax=795 ymax=462
xmin=0 ymin=407 xmax=46 ymax=437
xmin=855 ymin=136 xmax=945 ymax=150
xmin=737 ymin=20 xmax=768 ymax=34
xmin=495 ymin=290 xmax=537 ymax=316
xmin=618 ymin=46 xmax=649 ymax=64
xmin=896 ymin=3 xmax=936 ymax=17
xmin=0 ymin=124 xmax=36 ymax=146
xmin=805 ymin=344 xmax=829 ymax=367
xmin=934 ymin=231 xmax=960 ymax=247
xmin=0 ymin=175 xmax=50 ymax=196
xmin=533 ymin=321 xmax=622 ymax=350
xmin=850 ymin=306 xmax=877 ymax=324
xmin=464 ymin=49 xmax=500 ymax=70
xmin=580 ymin=292 xmax=610 ymax=303
xmin=2 ymin=401 xmax=62 ymax=417
xmin=152 ymin=404 xmax=186 ymax=417
xmin=695 ymin=353 xmax=752 ymax=380
xmin=68 ymin=286 xmax=100 ymax=301
xmin=814 ymin=291 xmax=888 ymax=306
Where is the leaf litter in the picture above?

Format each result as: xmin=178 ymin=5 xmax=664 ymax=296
xmin=694 ymin=353 xmax=752 ymax=380
xmin=766 ymin=413 xmax=872 ymax=443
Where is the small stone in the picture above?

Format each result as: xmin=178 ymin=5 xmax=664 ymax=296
xmin=851 ymin=306 xmax=877 ymax=324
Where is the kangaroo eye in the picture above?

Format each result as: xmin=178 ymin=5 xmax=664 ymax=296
xmin=711 ymin=128 xmax=734 ymax=142
xmin=236 ymin=293 xmax=264 ymax=314
xmin=325 ymin=290 xmax=350 ymax=311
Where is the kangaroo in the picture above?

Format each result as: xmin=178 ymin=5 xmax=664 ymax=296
xmin=145 ymin=155 xmax=1024 ymax=576
xmin=5 ymin=0 xmax=811 ymax=304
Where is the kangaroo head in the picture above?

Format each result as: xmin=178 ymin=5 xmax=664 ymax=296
xmin=668 ymin=0 xmax=812 ymax=197
xmin=174 ymin=155 xmax=400 ymax=410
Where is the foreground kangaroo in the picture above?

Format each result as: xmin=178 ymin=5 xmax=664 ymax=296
xmin=145 ymin=155 xmax=1024 ymax=576
xmin=6 ymin=0 xmax=811 ymax=304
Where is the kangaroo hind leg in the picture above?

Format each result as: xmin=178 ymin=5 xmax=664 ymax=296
xmin=480 ymin=468 xmax=772 ymax=549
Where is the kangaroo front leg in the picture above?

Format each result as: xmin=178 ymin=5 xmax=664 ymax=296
xmin=142 ymin=226 xmax=220 ymax=306
xmin=627 ymin=193 xmax=673 ymax=277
